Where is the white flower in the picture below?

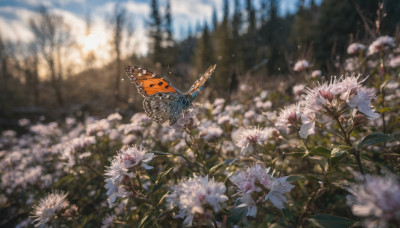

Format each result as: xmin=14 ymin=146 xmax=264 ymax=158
xmin=101 ymin=214 xmax=114 ymax=228
xmin=199 ymin=125 xmax=223 ymax=141
xmin=170 ymin=108 xmax=199 ymax=131
xmin=166 ymin=175 xmax=228 ymax=226
xmin=104 ymin=145 xmax=154 ymax=207
xmin=346 ymin=173 xmax=400 ymax=228
xmin=312 ymin=70 xmax=322 ymax=77
xmin=237 ymin=193 xmax=257 ymax=217
xmin=389 ymin=55 xmax=400 ymax=68
xmin=345 ymin=58 xmax=360 ymax=72
xmin=86 ymin=119 xmax=110 ymax=136
xmin=244 ymin=110 xmax=256 ymax=119
xmin=299 ymin=110 xmax=316 ymax=139
xmin=294 ymin=60 xmax=310 ymax=71
xmin=130 ymin=113 xmax=152 ymax=125
xmin=347 ymin=43 xmax=366 ymax=55
xmin=19 ymin=118 xmax=30 ymax=127
xmin=213 ymin=98 xmax=225 ymax=107
xmin=230 ymin=164 xmax=295 ymax=217
xmin=107 ymin=112 xmax=122 ymax=122
xmin=292 ymin=84 xmax=305 ymax=97
xmin=65 ymin=117 xmax=76 ymax=127
xmin=276 ymin=103 xmax=302 ymax=131
xmin=31 ymin=191 xmax=71 ymax=227
xmin=265 ymin=176 xmax=294 ymax=209
xmin=386 ymin=81 xmax=399 ymax=90
xmin=368 ymin=36 xmax=395 ymax=55
xmin=235 ymin=127 xmax=267 ymax=155
xmin=347 ymin=87 xmax=380 ymax=120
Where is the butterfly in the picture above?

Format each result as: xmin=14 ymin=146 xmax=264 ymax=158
xmin=125 ymin=65 xmax=216 ymax=126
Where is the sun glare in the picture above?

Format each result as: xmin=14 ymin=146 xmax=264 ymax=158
xmin=83 ymin=33 xmax=100 ymax=53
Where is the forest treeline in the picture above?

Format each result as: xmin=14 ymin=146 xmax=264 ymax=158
xmin=0 ymin=0 xmax=399 ymax=127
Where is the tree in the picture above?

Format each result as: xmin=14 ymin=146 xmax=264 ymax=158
xmin=194 ymin=22 xmax=214 ymax=73
xmin=110 ymin=3 xmax=133 ymax=105
xmin=246 ymin=0 xmax=256 ymax=33
xmin=30 ymin=6 xmax=71 ymax=107
xmin=214 ymin=0 xmax=232 ymax=97
xmin=212 ymin=7 xmax=218 ymax=30
xmin=165 ymin=0 xmax=173 ymax=44
xmin=232 ymin=0 xmax=243 ymax=71
xmin=149 ymin=0 xmax=163 ymax=66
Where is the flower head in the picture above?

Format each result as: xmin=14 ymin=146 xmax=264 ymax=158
xmin=230 ymin=164 xmax=294 ymax=217
xmin=346 ymin=173 xmax=400 ymax=228
xmin=347 ymin=87 xmax=380 ymax=120
xmin=347 ymin=43 xmax=366 ymax=55
xmin=368 ymin=36 xmax=395 ymax=55
xmin=166 ymin=175 xmax=228 ymax=226
xmin=199 ymin=125 xmax=223 ymax=142
xmin=104 ymin=145 xmax=153 ymax=207
xmin=235 ymin=127 xmax=267 ymax=155
xmin=170 ymin=108 xmax=199 ymax=131
xmin=276 ymin=103 xmax=302 ymax=131
xmin=31 ymin=191 xmax=76 ymax=227
xmin=294 ymin=59 xmax=310 ymax=72
xmin=107 ymin=113 xmax=122 ymax=122
xmin=312 ymin=70 xmax=322 ymax=77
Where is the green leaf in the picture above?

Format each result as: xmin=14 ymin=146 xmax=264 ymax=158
xmin=308 ymin=214 xmax=355 ymax=228
xmin=284 ymin=152 xmax=306 ymax=157
xmin=286 ymin=175 xmax=304 ymax=182
xmin=227 ymin=206 xmax=247 ymax=225
xmin=330 ymin=145 xmax=351 ymax=168
xmin=309 ymin=147 xmax=331 ymax=158
xmin=305 ymin=174 xmax=323 ymax=181
xmin=157 ymin=191 xmax=169 ymax=207
xmin=377 ymin=107 xmax=390 ymax=113
xmin=139 ymin=213 xmax=151 ymax=228
xmin=357 ymin=132 xmax=394 ymax=150
xmin=209 ymin=159 xmax=233 ymax=174
xmin=158 ymin=166 xmax=174 ymax=180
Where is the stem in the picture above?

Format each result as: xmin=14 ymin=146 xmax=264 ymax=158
xmin=136 ymin=174 xmax=143 ymax=191
xmin=315 ymin=126 xmax=344 ymax=140
xmin=299 ymin=188 xmax=324 ymax=226
xmin=334 ymin=117 xmax=364 ymax=174
xmin=252 ymin=145 xmax=264 ymax=162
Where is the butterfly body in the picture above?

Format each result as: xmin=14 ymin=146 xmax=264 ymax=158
xmin=125 ymin=65 xmax=216 ymax=125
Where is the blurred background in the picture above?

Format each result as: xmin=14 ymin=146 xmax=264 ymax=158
xmin=0 ymin=0 xmax=399 ymax=128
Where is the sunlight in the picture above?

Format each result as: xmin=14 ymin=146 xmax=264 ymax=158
xmin=83 ymin=33 xmax=100 ymax=54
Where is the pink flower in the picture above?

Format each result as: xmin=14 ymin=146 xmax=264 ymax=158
xmin=347 ymin=43 xmax=366 ymax=55
xmin=294 ymin=60 xmax=310 ymax=72
xmin=368 ymin=36 xmax=395 ymax=55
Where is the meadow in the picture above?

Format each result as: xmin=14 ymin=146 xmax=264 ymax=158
xmin=1 ymin=36 xmax=400 ymax=227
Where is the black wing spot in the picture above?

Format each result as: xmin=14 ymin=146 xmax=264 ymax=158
xmin=158 ymin=82 xmax=163 ymax=86
xmin=150 ymin=84 xmax=155 ymax=87
xmin=165 ymin=85 xmax=169 ymax=89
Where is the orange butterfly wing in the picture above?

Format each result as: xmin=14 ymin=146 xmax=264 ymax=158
xmin=125 ymin=66 xmax=179 ymax=97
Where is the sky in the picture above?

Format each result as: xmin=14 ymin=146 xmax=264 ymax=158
xmin=0 ymin=0 xmax=320 ymax=71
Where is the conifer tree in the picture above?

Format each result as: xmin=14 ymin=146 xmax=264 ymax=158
xmin=149 ymin=0 xmax=163 ymax=66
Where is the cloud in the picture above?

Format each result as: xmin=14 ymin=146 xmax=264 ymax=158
xmin=18 ymin=0 xmax=84 ymax=7
xmin=0 ymin=7 xmax=37 ymax=42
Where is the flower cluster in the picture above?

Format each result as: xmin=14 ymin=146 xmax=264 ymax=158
xmin=31 ymin=191 xmax=78 ymax=227
xmin=104 ymin=145 xmax=154 ymax=207
xmin=166 ymin=175 xmax=228 ymax=226
xmin=230 ymin=164 xmax=294 ymax=217
xmin=346 ymin=173 xmax=400 ymax=228
xmin=367 ymin=36 xmax=395 ymax=55
xmin=277 ymin=75 xmax=379 ymax=138
xmin=235 ymin=127 xmax=278 ymax=155
xmin=347 ymin=43 xmax=366 ymax=55
xmin=293 ymin=59 xmax=310 ymax=72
